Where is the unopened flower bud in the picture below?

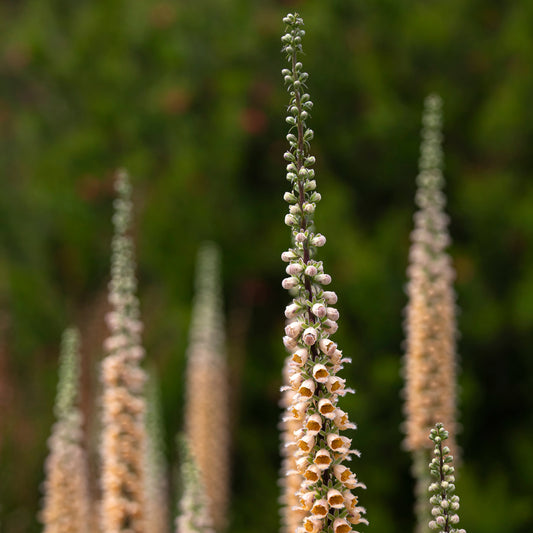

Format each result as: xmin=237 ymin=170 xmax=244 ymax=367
xmin=323 ymin=319 xmax=338 ymax=334
xmin=285 ymin=303 xmax=300 ymax=319
xmin=289 ymin=204 xmax=301 ymax=215
xmin=330 ymin=349 xmax=343 ymax=364
xmin=326 ymin=307 xmax=340 ymax=321
xmin=305 ymin=265 xmax=318 ymax=277
xmin=286 ymin=263 xmax=303 ymax=276
xmin=285 ymin=214 xmax=297 ymax=226
xmin=311 ymin=234 xmax=326 ymax=247
xmin=303 ymin=202 xmax=315 ymax=214
xmin=302 ymin=327 xmax=318 ymax=346
xmin=281 ymin=250 xmax=297 ymax=262
xmin=319 ymin=337 xmax=337 ymax=355
xmin=283 ymin=335 xmax=298 ymax=351
xmin=285 ymin=321 xmax=303 ymax=338
xmin=315 ymin=273 xmax=331 ymax=285
xmin=282 ymin=277 xmax=299 ymax=290
xmin=295 ymin=232 xmax=306 ymax=243
xmin=311 ymin=303 xmax=326 ymax=318
xmin=284 ymin=191 xmax=297 ymax=203
xmin=323 ymin=291 xmax=338 ymax=304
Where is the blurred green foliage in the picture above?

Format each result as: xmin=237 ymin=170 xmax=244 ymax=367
xmin=1 ymin=0 xmax=532 ymax=532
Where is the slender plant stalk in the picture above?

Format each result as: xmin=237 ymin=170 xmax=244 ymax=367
xmin=40 ymin=328 xmax=91 ymax=533
xmin=184 ymin=242 xmax=229 ymax=532
xmin=279 ymin=13 xmax=367 ymax=533
xmin=100 ymin=170 xmax=148 ymax=533
xmin=428 ymin=424 xmax=466 ymax=533
xmin=403 ymin=95 xmax=459 ymax=532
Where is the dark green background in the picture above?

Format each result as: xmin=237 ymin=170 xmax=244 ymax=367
xmin=1 ymin=1 xmax=532 ymax=532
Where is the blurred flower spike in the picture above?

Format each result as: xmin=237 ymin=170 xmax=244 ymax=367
xmin=100 ymin=169 xmax=148 ymax=533
xmin=40 ymin=328 xmax=90 ymax=533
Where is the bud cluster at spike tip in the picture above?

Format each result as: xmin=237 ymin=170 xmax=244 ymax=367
xmin=428 ymin=424 xmax=465 ymax=533
xmin=279 ymin=13 xmax=367 ymax=533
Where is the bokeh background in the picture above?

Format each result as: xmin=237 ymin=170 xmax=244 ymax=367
xmin=1 ymin=1 xmax=533 ymax=532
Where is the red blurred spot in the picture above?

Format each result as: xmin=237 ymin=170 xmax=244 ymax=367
xmin=239 ymin=108 xmax=268 ymax=135
xmin=150 ymin=2 xmax=177 ymax=29
xmin=159 ymin=87 xmax=192 ymax=115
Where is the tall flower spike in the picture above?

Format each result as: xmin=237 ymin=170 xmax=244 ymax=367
xmin=428 ymin=424 xmax=465 ymax=533
xmin=184 ymin=242 xmax=229 ymax=531
xmin=100 ymin=170 xmax=148 ymax=533
xmin=175 ymin=435 xmax=215 ymax=533
xmin=403 ymin=95 xmax=459 ymax=533
xmin=40 ymin=328 xmax=91 ymax=533
xmin=279 ymin=13 xmax=367 ymax=533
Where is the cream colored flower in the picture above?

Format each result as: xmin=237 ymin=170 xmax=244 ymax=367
xmin=299 ymin=379 xmax=316 ymax=398
xmin=317 ymin=398 xmax=336 ymax=418
xmin=305 ymin=414 xmax=322 ymax=435
xmin=313 ymin=449 xmax=332 ymax=470
xmin=333 ymin=517 xmax=351 ymax=533
xmin=297 ymin=434 xmax=316 ymax=453
xmin=303 ymin=464 xmax=322 ymax=484
xmin=311 ymin=499 xmax=329 ymax=518
xmin=312 ymin=363 xmax=329 ymax=383
xmin=327 ymin=489 xmax=345 ymax=509
xmin=303 ymin=516 xmax=323 ymax=533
